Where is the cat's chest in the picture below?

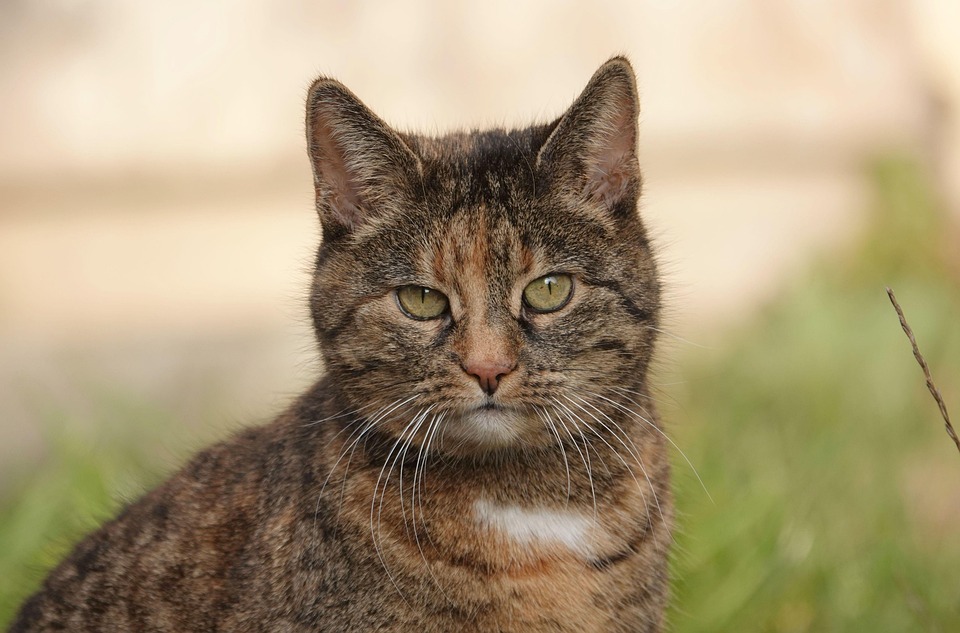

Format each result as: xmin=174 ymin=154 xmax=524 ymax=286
xmin=470 ymin=497 xmax=612 ymax=562
xmin=325 ymin=452 xmax=660 ymax=630
xmin=383 ymin=497 xmax=646 ymax=631
xmin=466 ymin=499 xmax=620 ymax=630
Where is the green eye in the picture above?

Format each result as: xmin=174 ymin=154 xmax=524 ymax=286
xmin=396 ymin=285 xmax=449 ymax=320
xmin=523 ymin=274 xmax=573 ymax=313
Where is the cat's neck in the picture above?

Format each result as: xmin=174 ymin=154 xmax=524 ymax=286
xmin=307 ymin=381 xmax=670 ymax=576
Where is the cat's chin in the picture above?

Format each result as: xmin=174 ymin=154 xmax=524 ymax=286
xmin=442 ymin=404 xmax=538 ymax=454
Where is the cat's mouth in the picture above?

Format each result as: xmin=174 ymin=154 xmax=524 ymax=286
xmin=436 ymin=400 xmax=537 ymax=453
xmin=469 ymin=399 xmax=521 ymax=418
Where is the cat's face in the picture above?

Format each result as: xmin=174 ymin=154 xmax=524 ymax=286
xmin=307 ymin=59 xmax=659 ymax=456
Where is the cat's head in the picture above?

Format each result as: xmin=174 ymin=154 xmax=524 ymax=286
xmin=306 ymin=58 xmax=660 ymax=456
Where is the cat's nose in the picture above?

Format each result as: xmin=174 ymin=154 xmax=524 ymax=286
xmin=463 ymin=360 xmax=516 ymax=396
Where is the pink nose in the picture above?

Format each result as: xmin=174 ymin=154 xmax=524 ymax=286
xmin=463 ymin=360 xmax=516 ymax=395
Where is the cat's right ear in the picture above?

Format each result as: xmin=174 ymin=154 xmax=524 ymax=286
xmin=535 ymin=57 xmax=641 ymax=220
xmin=305 ymin=79 xmax=421 ymax=239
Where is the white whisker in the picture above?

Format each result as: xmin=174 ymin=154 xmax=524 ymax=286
xmin=319 ymin=394 xmax=420 ymax=502
xmin=566 ymin=393 xmax=663 ymax=524
xmin=549 ymin=398 xmax=598 ymax=520
xmin=596 ymin=389 xmax=713 ymax=504
xmin=367 ymin=402 xmax=427 ymax=606
xmin=642 ymin=324 xmax=712 ymax=350
xmin=534 ymin=405 xmax=572 ymax=503
xmin=556 ymin=396 xmax=656 ymax=524
xmin=411 ymin=410 xmax=453 ymax=603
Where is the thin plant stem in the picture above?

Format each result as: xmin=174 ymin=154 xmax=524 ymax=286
xmin=886 ymin=287 xmax=960 ymax=456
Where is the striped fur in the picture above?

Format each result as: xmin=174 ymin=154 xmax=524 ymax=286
xmin=11 ymin=57 xmax=672 ymax=632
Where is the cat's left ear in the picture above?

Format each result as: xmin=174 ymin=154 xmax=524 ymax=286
xmin=305 ymin=78 xmax=422 ymax=239
xmin=536 ymin=57 xmax=641 ymax=217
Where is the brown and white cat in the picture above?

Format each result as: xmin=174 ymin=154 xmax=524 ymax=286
xmin=11 ymin=57 xmax=672 ymax=632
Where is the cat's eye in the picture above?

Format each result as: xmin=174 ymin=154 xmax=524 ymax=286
xmin=522 ymin=274 xmax=573 ymax=313
xmin=396 ymin=285 xmax=449 ymax=320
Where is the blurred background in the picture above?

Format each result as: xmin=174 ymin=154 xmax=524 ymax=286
xmin=2 ymin=0 xmax=959 ymax=629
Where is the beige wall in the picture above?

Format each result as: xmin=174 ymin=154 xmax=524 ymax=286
xmin=1 ymin=0 xmax=958 ymax=457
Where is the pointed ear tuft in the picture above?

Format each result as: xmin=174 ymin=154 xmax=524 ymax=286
xmin=536 ymin=57 xmax=641 ymax=215
xmin=305 ymin=79 xmax=421 ymax=237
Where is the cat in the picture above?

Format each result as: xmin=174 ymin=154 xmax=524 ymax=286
xmin=10 ymin=56 xmax=672 ymax=632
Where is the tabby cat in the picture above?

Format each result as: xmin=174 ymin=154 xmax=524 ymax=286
xmin=11 ymin=56 xmax=672 ymax=632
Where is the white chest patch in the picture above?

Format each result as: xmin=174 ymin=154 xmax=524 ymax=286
xmin=473 ymin=498 xmax=597 ymax=556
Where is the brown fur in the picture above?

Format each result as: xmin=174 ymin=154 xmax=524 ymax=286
xmin=11 ymin=57 xmax=672 ymax=632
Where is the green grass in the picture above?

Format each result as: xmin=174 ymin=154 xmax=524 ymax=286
xmin=669 ymin=156 xmax=960 ymax=631
xmin=1 ymin=156 xmax=958 ymax=629
xmin=0 ymin=394 xmax=177 ymax=623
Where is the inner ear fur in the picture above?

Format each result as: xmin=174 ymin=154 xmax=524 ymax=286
xmin=536 ymin=57 xmax=641 ymax=214
xmin=305 ymin=79 xmax=422 ymax=237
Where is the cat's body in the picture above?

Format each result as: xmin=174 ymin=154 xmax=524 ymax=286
xmin=11 ymin=58 xmax=672 ymax=632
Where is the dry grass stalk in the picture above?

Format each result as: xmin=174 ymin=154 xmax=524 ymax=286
xmin=886 ymin=287 xmax=960 ymax=456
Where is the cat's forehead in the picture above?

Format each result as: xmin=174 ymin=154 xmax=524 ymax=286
xmin=395 ymin=202 xmax=610 ymax=297
xmin=411 ymin=127 xmax=550 ymax=200
xmin=429 ymin=208 xmax=531 ymax=275
xmin=417 ymin=209 xmax=530 ymax=310
xmin=349 ymin=183 xmax=615 ymax=291
xmin=344 ymin=128 xmax=623 ymax=289
xmin=410 ymin=126 xmax=552 ymax=167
